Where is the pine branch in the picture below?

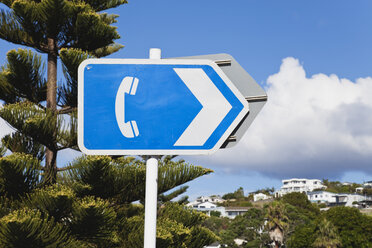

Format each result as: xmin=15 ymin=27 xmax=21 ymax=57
xmin=0 ymin=102 xmax=74 ymax=150
xmin=59 ymin=48 xmax=89 ymax=107
xmin=22 ymin=184 xmax=75 ymax=224
xmin=0 ymin=208 xmax=81 ymax=247
xmin=0 ymin=9 xmax=48 ymax=52
xmin=158 ymin=186 xmax=189 ymax=203
xmin=0 ymin=144 xmax=6 ymax=157
xmin=158 ymin=160 xmax=213 ymax=195
xmin=0 ymin=153 xmax=42 ymax=199
xmin=2 ymin=131 xmax=45 ymax=161
xmin=0 ymin=49 xmax=47 ymax=104
xmin=84 ymin=0 xmax=127 ymax=12
xmin=57 ymin=106 xmax=76 ymax=114
xmin=90 ymin=43 xmax=124 ymax=58
xmin=57 ymin=110 xmax=78 ymax=150
xmin=73 ymin=11 xmax=120 ymax=51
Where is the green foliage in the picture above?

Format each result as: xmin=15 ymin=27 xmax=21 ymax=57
xmin=0 ymin=208 xmax=82 ymax=248
xmin=2 ymin=131 xmax=45 ymax=161
xmin=312 ymin=218 xmax=341 ymax=248
xmin=210 ymin=210 xmax=221 ymax=217
xmin=254 ymin=187 xmax=275 ymax=195
xmin=203 ymin=215 xmax=230 ymax=234
xmin=363 ymin=187 xmax=372 ymax=196
xmin=22 ymin=184 xmax=75 ymax=223
xmin=325 ymin=206 xmax=372 ymax=247
xmin=223 ymin=187 xmax=245 ymax=200
xmin=283 ymin=192 xmax=316 ymax=211
xmin=0 ymin=153 xmax=41 ymax=199
xmin=208 ymin=208 xmax=269 ymax=247
xmin=159 ymin=203 xmax=207 ymax=228
xmin=158 ymin=186 xmax=189 ymax=203
xmin=59 ymin=48 xmax=90 ymax=108
xmin=63 ymin=155 xmax=212 ymax=204
xmin=265 ymin=201 xmax=289 ymax=246
xmin=62 ymin=155 xmax=145 ymax=202
xmin=0 ymin=102 xmax=76 ymax=150
xmin=70 ymin=196 xmax=117 ymax=245
xmin=185 ymin=225 xmax=219 ymax=248
xmin=321 ymin=179 xmax=362 ymax=194
xmin=120 ymin=203 xmax=218 ymax=248
xmin=0 ymin=144 xmax=6 ymax=157
xmin=0 ymin=49 xmax=46 ymax=104
xmin=0 ymin=0 xmax=121 ymax=53
xmin=287 ymin=221 xmax=317 ymax=248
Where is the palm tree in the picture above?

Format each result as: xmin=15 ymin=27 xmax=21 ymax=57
xmin=265 ymin=201 xmax=289 ymax=248
xmin=312 ymin=218 xmax=341 ymax=248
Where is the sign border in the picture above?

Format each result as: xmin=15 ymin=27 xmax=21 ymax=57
xmin=78 ymin=58 xmax=249 ymax=155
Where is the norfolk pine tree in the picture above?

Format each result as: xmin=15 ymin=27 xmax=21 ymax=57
xmin=0 ymin=0 xmax=218 ymax=246
xmin=0 ymin=0 xmax=126 ymax=183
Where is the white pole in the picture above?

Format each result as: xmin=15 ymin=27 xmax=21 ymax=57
xmin=144 ymin=158 xmax=158 ymax=248
xmin=144 ymin=48 xmax=161 ymax=248
xmin=149 ymin=48 xmax=161 ymax=59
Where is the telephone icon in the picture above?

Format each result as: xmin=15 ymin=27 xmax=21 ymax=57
xmin=115 ymin=76 xmax=139 ymax=138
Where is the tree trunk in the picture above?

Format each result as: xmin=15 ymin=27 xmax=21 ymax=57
xmin=45 ymin=37 xmax=58 ymax=184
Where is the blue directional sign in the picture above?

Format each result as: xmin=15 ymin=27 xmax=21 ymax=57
xmin=78 ymin=59 xmax=249 ymax=155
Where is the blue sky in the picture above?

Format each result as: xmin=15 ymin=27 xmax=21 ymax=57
xmin=1 ymin=0 xmax=372 ymax=200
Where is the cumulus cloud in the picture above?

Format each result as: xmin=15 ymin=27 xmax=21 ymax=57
xmin=191 ymin=57 xmax=372 ymax=179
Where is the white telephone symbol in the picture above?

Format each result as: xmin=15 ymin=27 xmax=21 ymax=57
xmin=115 ymin=76 xmax=140 ymax=138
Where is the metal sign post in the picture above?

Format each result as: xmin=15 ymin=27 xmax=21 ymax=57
xmin=143 ymin=49 xmax=161 ymax=248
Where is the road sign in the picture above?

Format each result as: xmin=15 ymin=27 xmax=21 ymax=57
xmin=78 ymin=59 xmax=249 ymax=155
xmin=174 ymin=54 xmax=267 ymax=148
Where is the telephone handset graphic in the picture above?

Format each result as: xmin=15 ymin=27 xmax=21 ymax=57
xmin=115 ymin=76 xmax=139 ymax=138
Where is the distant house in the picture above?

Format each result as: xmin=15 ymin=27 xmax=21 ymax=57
xmin=364 ymin=181 xmax=372 ymax=188
xmin=307 ymin=191 xmax=369 ymax=206
xmin=192 ymin=201 xmax=218 ymax=210
xmin=187 ymin=195 xmax=225 ymax=207
xmin=253 ymin=193 xmax=272 ymax=202
xmin=307 ymin=191 xmax=337 ymax=204
xmin=356 ymin=187 xmax=364 ymax=193
xmin=223 ymin=207 xmax=250 ymax=219
xmin=342 ymin=182 xmax=352 ymax=186
xmin=187 ymin=196 xmax=249 ymax=219
xmin=275 ymin=178 xmax=325 ymax=197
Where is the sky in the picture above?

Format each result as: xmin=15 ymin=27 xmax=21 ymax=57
xmin=1 ymin=0 xmax=372 ymax=200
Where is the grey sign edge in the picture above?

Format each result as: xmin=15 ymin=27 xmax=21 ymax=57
xmin=171 ymin=53 xmax=268 ymax=148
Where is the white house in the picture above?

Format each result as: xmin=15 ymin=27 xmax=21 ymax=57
xmin=356 ymin=187 xmax=364 ymax=193
xmin=188 ymin=198 xmax=250 ymax=219
xmin=307 ymin=191 xmax=368 ymax=206
xmin=192 ymin=201 xmax=218 ymax=210
xmin=187 ymin=195 xmax=225 ymax=207
xmin=307 ymin=191 xmax=337 ymax=204
xmin=275 ymin=178 xmax=325 ymax=197
xmin=223 ymin=207 xmax=250 ymax=219
xmin=364 ymin=181 xmax=372 ymax=188
xmin=253 ymin=193 xmax=272 ymax=202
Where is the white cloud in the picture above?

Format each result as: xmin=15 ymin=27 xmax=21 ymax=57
xmin=191 ymin=57 xmax=372 ymax=179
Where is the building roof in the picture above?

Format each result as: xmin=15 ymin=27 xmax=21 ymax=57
xmin=225 ymin=207 xmax=251 ymax=211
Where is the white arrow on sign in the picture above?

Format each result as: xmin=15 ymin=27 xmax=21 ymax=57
xmin=173 ymin=68 xmax=232 ymax=146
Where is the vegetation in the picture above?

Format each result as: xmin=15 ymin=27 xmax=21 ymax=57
xmin=203 ymin=191 xmax=372 ymax=247
xmin=220 ymin=187 xmax=254 ymax=207
xmin=321 ymin=180 xmax=362 ymax=194
xmin=0 ymin=0 xmax=218 ymax=246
